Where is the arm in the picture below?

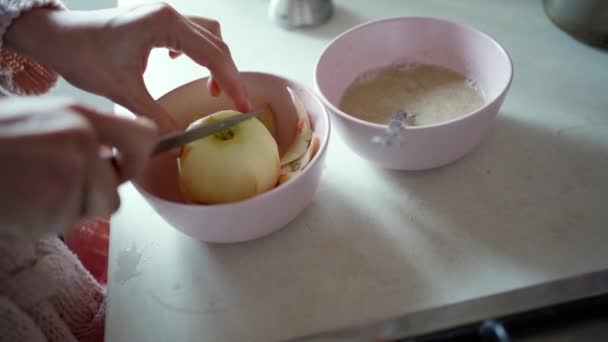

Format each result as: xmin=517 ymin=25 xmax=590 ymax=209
xmin=0 ymin=0 xmax=64 ymax=95
xmin=0 ymin=97 xmax=157 ymax=243
xmin=2 ymin=3 xmax=251 ymax=131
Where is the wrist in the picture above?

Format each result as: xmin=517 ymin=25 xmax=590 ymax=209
xmin=4 ymin=7 xmax=64 ymax=68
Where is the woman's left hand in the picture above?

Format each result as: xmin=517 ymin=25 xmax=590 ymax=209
xmin=5 ymin=3 xmax=251 ymax=132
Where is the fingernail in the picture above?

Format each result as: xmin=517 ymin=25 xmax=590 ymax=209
xmin=135 ymin=116 xmax=156 ymax=128
xmin=210 ymin=86 xmax=221 ymax=97
xmin=171 ymin=147 xmax=182 ymax=158
xmin=168 ymin=49 xmax=181 ymax=59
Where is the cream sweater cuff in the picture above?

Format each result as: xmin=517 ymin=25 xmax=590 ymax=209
xmin=0 ymin=0 xmax=65 ymax=96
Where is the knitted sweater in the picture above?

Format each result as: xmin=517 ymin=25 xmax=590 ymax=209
xmin=0 ymin=0 xmax=60 ymax=95
xmin=0 ymin=1 xmax=106 ymax=341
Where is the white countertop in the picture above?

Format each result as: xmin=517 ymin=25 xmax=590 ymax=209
xmin=106 ymin=0 xmax=608 ymax=341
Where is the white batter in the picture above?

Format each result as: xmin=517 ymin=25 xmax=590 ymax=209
xmin=339 ymin=63 xmax=484 ymax=126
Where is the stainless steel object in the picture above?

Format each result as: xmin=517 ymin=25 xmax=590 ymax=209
xmin=269 ymin=0 xmax=333 ymax=29
xmin=151 ymin=110 xmax=262 ymax=155
xmin=371 ymin=111 xmax=412 ymax=146
xmin=544 ymin=0 xmax=608 ymax=49
xmin=287 ymin=269 xmax=608 ymax=341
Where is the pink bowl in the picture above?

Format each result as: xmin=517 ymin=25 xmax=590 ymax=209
xmin=315 ymin=17 xmax=513 ymax=170
xmin=133 ymin=72 xmax=330 ymax=243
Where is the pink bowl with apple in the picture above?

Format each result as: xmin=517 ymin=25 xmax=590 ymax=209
xmin=315 ymin=17 xmax=513 ymax=170
xmin=133 ymin=72 xmax=330 ymax=243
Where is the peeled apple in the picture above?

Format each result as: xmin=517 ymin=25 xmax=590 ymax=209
xmin=178 ymin=110 xmax=280 ymax=204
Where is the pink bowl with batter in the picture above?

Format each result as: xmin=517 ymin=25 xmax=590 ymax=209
xmin=315 ymin=17 xmax=513 ymax=170
xmin=133 ymin=72 xmax=330 ymax=243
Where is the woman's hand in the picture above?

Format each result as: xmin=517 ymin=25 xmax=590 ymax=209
xmin=0 ymin=97 xmax=157 ymax=242
xmin=5 ymin=3 xmax=251 ymax=132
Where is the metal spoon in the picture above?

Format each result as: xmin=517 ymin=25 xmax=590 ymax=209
xmin=371 ymin=111 xmax=415 ymax=146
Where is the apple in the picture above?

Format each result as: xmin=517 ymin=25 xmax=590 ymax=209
xmin=178 ymin=110 xmax=280 ymax=204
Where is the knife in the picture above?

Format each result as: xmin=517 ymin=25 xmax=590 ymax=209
xmin=151 ymin=110 xmax=263 ymax=155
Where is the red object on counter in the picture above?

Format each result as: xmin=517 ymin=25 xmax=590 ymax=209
xmin=64 ymin=217 xmax=110 ymax=284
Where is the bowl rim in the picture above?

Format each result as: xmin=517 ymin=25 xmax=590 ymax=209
xmin=135 ymin=71 xmax=332 ymax=209
xmin=313 ymin=16 xmax=514 ymax=130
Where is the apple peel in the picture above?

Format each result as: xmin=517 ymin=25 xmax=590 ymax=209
xmin=279 ymin=132 xmax=320 ymax=184
xmin=280 ymin=87 xmax=313 ymax=166
xmin=276 ymin=87 xmax=321 ymax=185
xmin=258 ymin=104 xmax=278 ymax=140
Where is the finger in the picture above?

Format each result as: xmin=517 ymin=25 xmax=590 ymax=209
xmin=184 ymin=20 xmax=237 ymax=100
xmin=163 ymin=16 xmax=249 ymax=110
xmin=169 ymin=50 xmax=182 ymax=59
xmin=168 ymin=38 xmax=220 ymax=96
xmin=168 ymin=18 xmax=225 ymax=59
xmin=185 ymin=18 xmax=225 ymax=99
xmin=45 ymin=108 xmax=97 ymax=228
xmin=207 ymin=77 xmax=221 ymax=97
xmin=71 ymin=104 xmax=158 ymax=183
xmin=186 ymin=17 xmax=223 ymax=38
xmin=188 ymin=21 xmax=229 ymax=55
xmin=83 ymin=152 xmax=121 ymax=219
xmin=113 ymin=76 xmax=178 ymax=134
xmin=167 ymin=17 xmax=229 ymax=60
xmin=168 ymin=20 xmax=252 ymax=112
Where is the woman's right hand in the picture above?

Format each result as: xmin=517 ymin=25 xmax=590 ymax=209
xmin=0 ymin=97 xmax=157 ymax=243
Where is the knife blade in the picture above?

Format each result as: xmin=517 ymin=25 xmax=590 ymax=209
xmin=152 ymin=110 xmax=263 ymax=155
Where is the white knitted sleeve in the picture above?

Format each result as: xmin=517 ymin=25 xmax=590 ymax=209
xmin=0 ymin=237 xmax=106 ymax=341
xmin=0 ymin=0 xmax=65 ymax=95
xmin=0 ymin=296 xmax=47 ymax=342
